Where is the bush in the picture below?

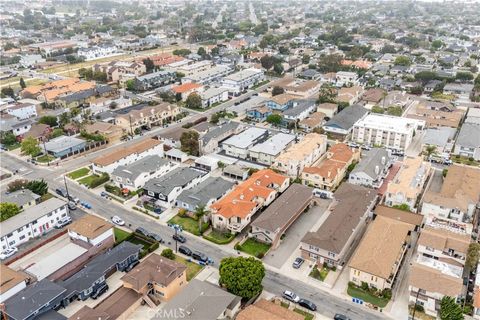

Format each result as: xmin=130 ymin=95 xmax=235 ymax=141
xmin=89 ymin=173 xmax=110 ymax=188
xmin=414 ymin=304 xmax=424 ymax=312
xmin=178 ymin=208 xmax=187 ymax=217
xmin=361 ymin=282 xmax=369 ymax=291
xmin=256 ymin=252 xmax=265 ymax=259
xmin=161 ymin=248 xmax=175 ymax=260
xmin=234 ymin=243 xmax=241 ymax=250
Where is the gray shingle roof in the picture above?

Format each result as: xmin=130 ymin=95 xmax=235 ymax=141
xmin=112 ymin=155 xmax=170 ymax=180
xmin=282 ymin=99 xmax=316 ymax=117
xmin=201 ymin=122 xmax=239 ymax=145
xmin=155 ymin=279 xmax=238 ymax=320
xmin=4 ymin=279 xmax=66 ymax=320
xmin=351 ymin=148 xmax=391 ymax=180
xmin=324 ymin=105 xmax=368 ymax=131
xmin=176 ymin=177 xmax=234 ymax=209
xmin=61 ymin=241 xmax=142 ymax=297
xmin=456 ymin=123 xmax=480 ymax=148
xmin=1 ymin=189 xmax=40 ymax=207
xmin=143 ymin=167 xmax=207 ymax=196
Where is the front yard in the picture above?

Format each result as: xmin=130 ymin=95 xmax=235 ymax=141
xmin=174 ymin=255 xmax=204 ymax=281
xmin=78 ymin=173 xmax=109 ymax=188
xmin=309 ymin=266 xmax=329 ymax=281
xmin=236 ymin=238 xmax=271 ymax=258
xmin=203 ymin=229 xmax=236 ymax=244
xmin=36 ymin=154 xmax=55 ymax=163
xmin=347 ymin=283 xmax=390 ymax=308
xmin=67 ymin=167 xmax=90 ymax=180
xmin=114 ymin=227 xmax=131 ymax=243
xmin=452 ymin=155 xmax=480 ymax=167
xmin=168 ymin=215 xmax=209 ymax=236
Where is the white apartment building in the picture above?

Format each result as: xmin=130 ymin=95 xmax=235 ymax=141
xmin=248 ymin=133 xmax=296 ymax=165
xmin=78 ymin=45 xmax=119 ymax=61
xmin=172 ymin=60 xmax=212 ymax=75
xmin=3 ymin=103 xmax=37 ymax=120
xmin=200 ymin=87 xmax=229 ymax=108
xmin=181 ymin=65 xmax=233 ymax=85
xmin=221 ymin=127 xmax=269 ymax=159
xmin=352 ymin=114 xmax=425 ymax=151
xmin=335 ymin=71 xmax=359 ymax=86
xmin=92 ymin=139 xmax=164 ymax=174
xmin=221 ymin=68 xmax=265 ymax=94
xmin=0 ymin=198 xmax=68 ymax=250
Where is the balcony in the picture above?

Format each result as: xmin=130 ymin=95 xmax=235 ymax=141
xmin=228 ymin=221 xmax=248 ymax=233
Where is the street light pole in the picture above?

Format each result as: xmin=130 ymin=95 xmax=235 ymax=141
xmin=411 ymin=289 xmax=420 ymax=319
xmin=174 ymin=227 xmax=178 ymax=253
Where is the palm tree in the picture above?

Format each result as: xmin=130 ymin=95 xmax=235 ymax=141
xmin=426 ymin=145 xmax=437 ymax=157
xmin=194 ymin=205 xmax=210 ymax=235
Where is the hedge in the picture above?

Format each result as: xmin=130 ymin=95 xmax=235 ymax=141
xmin=89 ymin=173 xmax=110 ymax=188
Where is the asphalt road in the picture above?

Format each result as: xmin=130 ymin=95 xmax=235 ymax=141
xmin=0 ymin=153 xmax=388 ymax=320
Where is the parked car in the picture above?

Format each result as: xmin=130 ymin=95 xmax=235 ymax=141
xmin=191 ymin=251 xmax=208 ymax=263
xmin=55 ymin=216 xmax=72 ymax=229
xmin=68 ymin=201 xmax=77 ymax=210
xmin=111 ymin=216 xmax=125 ymax=226
xmin=334 ymin=314 xmax=351 ymax=320
xmin=292 ymin=257 xmax=304 ymax=269
xmin=135 ymin=227 xmax=149 ymax=236
xmin=148 ymin=233 xmax=164 ymax=243
xmin=167 ymin=223 xmax=183 ymax=232
xmin=55 ymin=188 xmax=67 ymax=198
xmin=178 ymin=245 xmax=192 ymax=256
xmin=68 ymin=195 xmax=80 ymax=204
xmin=298 ymin=299 xmax=317 ymax=311
xmin=0 ymin=247 xmax=18 ymax=260
xmin=361 ymin=145 xmax=372 ymax=151
xmin=173 ymin=233 xmax=186 ymax=243
xmin=91 ymin=283 xmax=109 ymax=299
xmin=282 ymin=290 xmax=300 ymax=303
xmin=125 ymin=260 xmax=139 ymax=272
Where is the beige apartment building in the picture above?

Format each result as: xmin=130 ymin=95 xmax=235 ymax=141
xmin=115 ymin=103 xmax=180 ymax=134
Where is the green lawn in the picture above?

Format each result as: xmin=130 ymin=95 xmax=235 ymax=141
xmin=174 ymin=255 xmax=204 ymax=281
xmin=36 ymin=154 xmax=55 ymax=163
xmin=5 ymin=143 xmax=20 ymax=151
xmin=203 ymin=230 xmax=236 ymax=244
xmin=452 ymin=155 xmax=480 ymax=167
xmin=67 ymin=167 xmax=90 ymax=179
xmin=237 ymin=238 xmax=271 ymax=258
xmin=294 ymin=308 xmax=314 ymax=320
xmin=347 ymin=284 xmax=390 ymax=308
xmin=78 ymin=174 xmax=99 ymax=187
xmin=309 ymin=266 xmax=329 ymax=281
xmin=127 ymin=234 xmax=154 ymax=251
xmin=168 ymin=215 xmax=208 ymax=236
xmin=40 ymin=193 xmax=54 ymax=202
xmin=114 ymin=227 xmax=131 ymax=243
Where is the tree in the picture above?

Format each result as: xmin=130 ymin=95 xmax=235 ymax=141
xmin=172 ymin=49 xmax=191 ymax=57
xmin=456 ymin=71 xmax=474 ymax=82
xmin=197 ymin=47 xmax=206 ymax=57
xmin=219 ymin=256 xmax=265 ymax=299
xmin=302 ymin=54 xmax=310 ymax=65
xmin=21 ymin=137 xmax=41 ymax=158
xmin=317 ymin=54 xmax=343 ymax=72
xmin=7 ymin=179 xmax=28 ymax=193
xmin=266 ymin=114 xmax=283 ymax=126
xmin=0 ymin=203 xmax=21 ymax=222
xmin=180 ymin=130 xmax=199 ymax=156
xmin=19 ymin=77 xmax=26 ymax=89
xmin=194 ymin=205 xmax=209 ymax=234
xmin=415 ymin=71 xmax=438 ymax=83
xmin=318 ymin=85 xmax=337 ymax=103
xmin=0 ymin=131 xmax=17 ymax=146
xmin=273 ymin=63 xmax=284 ymax=75
xmin=26 ymin=179 xmax=48 ymax=196
xmin=439 ymin=296 xmax=464 ymax=320
xmin=271 ymin=86 xmax=284 ymax=96
xmin=38 ymin=115 xmax=58 ymax=127
xmin=260 ymin=55 xmax=274 ymax=70
xmin=466 ymin=243 xmax=480 ymax=270
xmin=1 ymin=87 xmax=15 ymax=99
xmin=161 ymin=248 xmax=175 ymax=260
xmin=142 ymin=58 xmax=155 ymax=73
xmin=185 ymin=93 xmax=202 ymax=109
xmin=371 ymin=106 xmax=385 ymax=114
xmin=394 ymin=56 xmax=412 ymax=66
xmin=425 ymin=145 xmax=437 ymax=157
xmin=125 ymin=79 xmax=135 ymax=91
xmin=431 ymin=39 xmax=443 ymax=50
xmin=211 ymin=46 xmax=220 ymax=56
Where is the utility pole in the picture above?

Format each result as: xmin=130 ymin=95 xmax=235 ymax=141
xmin=63 ymin=175 xmax=70 ymax=200
xmin=174 ymin=227 xmax=178 ymax=253
xmin=411 ymin=289 xmax=420 ymax=320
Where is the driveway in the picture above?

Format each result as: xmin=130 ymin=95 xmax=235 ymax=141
xmin=263 ymin=199 xmax=331 ymax=269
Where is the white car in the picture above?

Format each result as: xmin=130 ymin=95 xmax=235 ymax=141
xmin=111 ymin=216 xmax=125 ymax=226
xmin=0 ymin=247 xmax=18 ymax=260
xmin=283 ymin=290 xmax=300 ymax=303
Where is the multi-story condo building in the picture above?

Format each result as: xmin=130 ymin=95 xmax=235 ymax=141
xmin=352 ymin=114 xmax=425 ymax=151
xmin=221 ymin=68 xmax=265 ymax=95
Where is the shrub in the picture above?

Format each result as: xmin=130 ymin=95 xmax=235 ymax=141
xmin=161 ymin=248 xmax=175 ymax=260
xmin=414 ymin=304 xmax=424 ymax=312
xmin=256 ymin=252 xmax=265 ymax=259
xmin=89 ymin=173 xmax=110 ymax=188
xmin=234 ymin=243 xmax=241 ymax=250
xmin=469 ymin=157 xmax=475 ymax=162
xmin=361 ymin=282 xmax=369 ymax=291
xmin=178 ymin=208 xmax=187 ymax=217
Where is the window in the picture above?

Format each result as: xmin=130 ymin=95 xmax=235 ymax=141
xmin=19 ymin=235 xmax=26 ymax=240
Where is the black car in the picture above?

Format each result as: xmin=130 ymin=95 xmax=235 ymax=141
xmin=148 ymin=233 xmax=164 ymax=243
xmin=91 ymin=283 xmax=109 ymax=299
xmin=55 ymin=188 xmax=67 ymax=198
xmin=135 ymin=227 xmax=149 ymax=236
xmin=173 ymin=234 xmax=186 ymax=243
xmin=298 ymin=299 xmax=317 ymax=311
xmin=334 ymin=314 xmax=351 ymax=320
xmin=178 ymin=245 xmax=192 ymax=256
xmin=191 ymin=251 xmax=208 ymax=262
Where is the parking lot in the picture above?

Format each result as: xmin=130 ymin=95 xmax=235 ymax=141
xmin=263 ymin=199 xmax=331 ymax=269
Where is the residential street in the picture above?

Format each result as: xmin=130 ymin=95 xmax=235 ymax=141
xmin=0 ymin=152 xmax=389 ymax=320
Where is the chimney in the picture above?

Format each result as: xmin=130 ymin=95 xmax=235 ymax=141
xmin=375 ymin=165 xmax=380 ymax=175
xmin=381 ymin=156 xmax=386 ymax=165
xmin=327 ymin=171 xmax=331 ymax=178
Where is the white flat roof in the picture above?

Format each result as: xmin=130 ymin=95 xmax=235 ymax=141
xmin=222 ymin=127 xmax=267 ymax=149
xmin=355 ymin=114 xmax=424 ymax=134
xmin=223 ymin=68 xmax=262 ymax=82
xmin=249 ymin=133 xmax=295 ymax=156
xmin=25 ymin=242 xmax=87 ymax=280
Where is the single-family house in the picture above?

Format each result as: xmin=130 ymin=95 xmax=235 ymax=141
xmin=175 ymin=177 xmax=234 ymax=212
xmin=349 ymin=148 xmax=393 ymax=188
